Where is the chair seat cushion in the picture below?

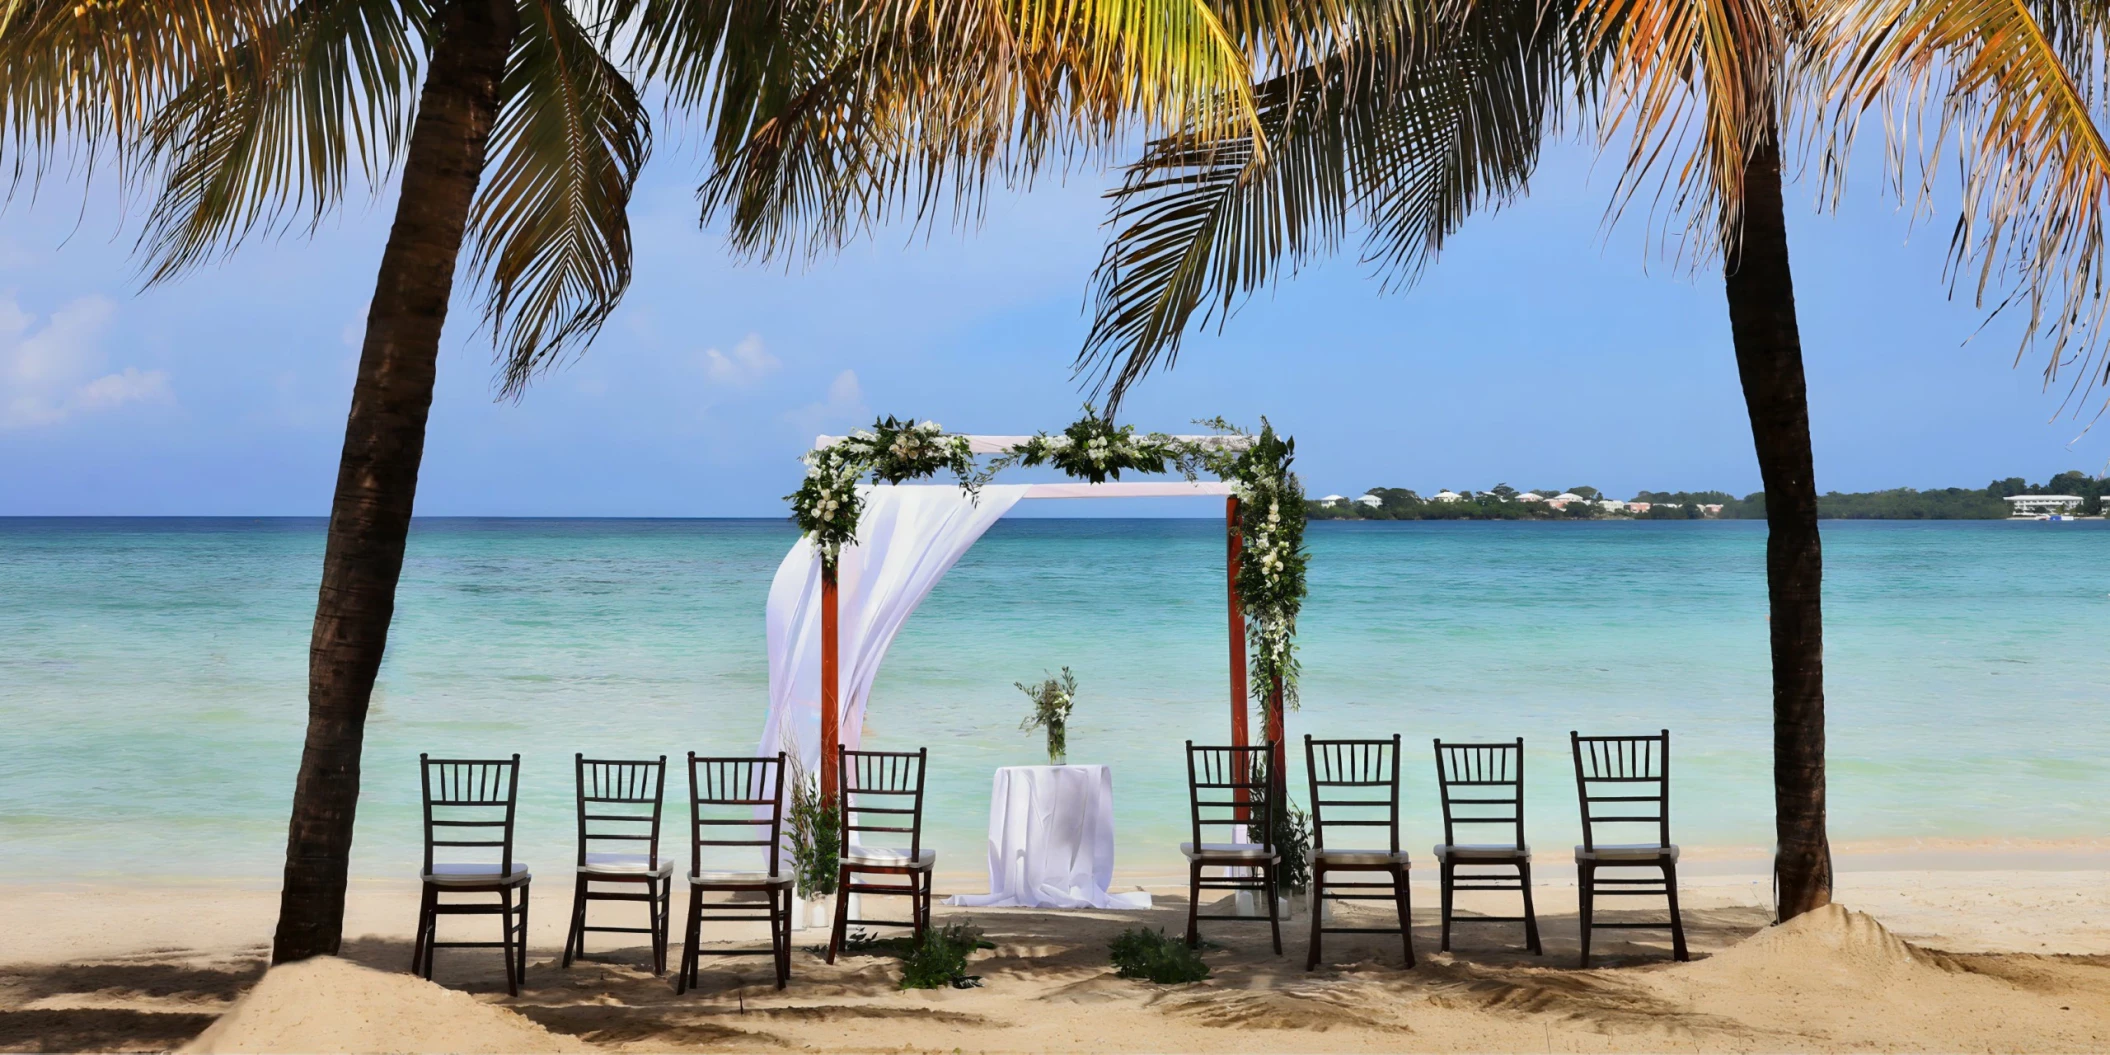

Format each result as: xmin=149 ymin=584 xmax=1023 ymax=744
xmin=688 ymin=870 xmax=793 ymax=886
xmin=1315 ymin=847 xmax=1409 ymax=866
xmin=580 ymin=852 xmax=675 ymax=875
xmin=1575 ymin=843 xmax=1679 ymax=862
xmin=1180 ymin=842 xmax=1279 ymax=862
xmin=1434 ymin=843 xmax=1530 ymax=861
xmin=423 ymin=862 xmax=530 ymax=886
xmin=844 ymin=845 xmax=936 ymax=869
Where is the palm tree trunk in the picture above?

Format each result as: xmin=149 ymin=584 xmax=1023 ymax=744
xmin=1723 ymin=124 xmax=1833 ymax=921
xmin=271 ymin=0 xmax=521 ymax=964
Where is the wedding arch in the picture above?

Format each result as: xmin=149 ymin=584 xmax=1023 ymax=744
xmin=757 ymin=413 xmax=1309 ymax=805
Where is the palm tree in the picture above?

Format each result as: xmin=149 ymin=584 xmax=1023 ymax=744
xmin=1071 ymin=0 xmax=2110 ymax=920
xmin=3 ymin=0 xmax=1257 ymax=961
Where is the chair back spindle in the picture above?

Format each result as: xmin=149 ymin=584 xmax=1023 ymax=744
xmin=1570 ymin=730 xmax=1672 ymax=851
xmin=1304 ymin=735 xmax=1401 ymax=853
xmin=420 ymin=754 xmax=521 ymax=877
xmin=1434 ymin=738 xmax=1526 ymax=850
xmin=837 ymin=749 xmax=927 ymax=860
xmin=687 ymin=753 xmax=789 ymax=878
xmin=1186 ymin=742 xmax=1274 ymax=852
xmin=575 ymin=755 xmax=667 ymax=870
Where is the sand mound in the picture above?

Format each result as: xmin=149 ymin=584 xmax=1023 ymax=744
xmin=180 ymin=957 xmax=586 ymax=1054
xmin=1671 ymin=902 xmax=1952 ymax=989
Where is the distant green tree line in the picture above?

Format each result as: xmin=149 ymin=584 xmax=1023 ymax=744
xmin=1310 ymin=473 xmax=2108 ymax=520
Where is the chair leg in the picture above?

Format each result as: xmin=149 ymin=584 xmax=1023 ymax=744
xmin=1185 ymin=861 xmax=1203 ymax=948
xmin=826 ymin=865 xmax=853 ymax=964
xmin=1265 ymin=863 xmax=1282 ymax=956
xmin=499 ymin=887 xmax=520 ymax=997
xmin=519 ymin=881 xmax=532 ymax=987
xmin=1393 ymin=865 xmax=1416 ymax=969
xmin=660 ymin=877 xmax=675 ymax=975
xmin=1519 ymin=860 xmax=1542 ymax=955
xmin=422 ymin=894 xmax=439 ymax=980
xmin=644 ymin=877 xmax=663 ymax=975
xmin=774 ymin=886 xmax=791 ymax=989
xmin=678 ymin=885 xmax=703 ymax=994
xmin=1577 ymin=864 xmax=1595 ymax=969
xmin=411 ymin=885 xmax=435 ymax=975
xmin=1664 ymin=862 xmax=1689 ymax=961
xmin=1439 ymin=858 xmax=1454 ymax=953
xmin=562 ymin=874 xmax=586 ymax=968
xmin=1305 ymin=864 xmax=1324 ymax=971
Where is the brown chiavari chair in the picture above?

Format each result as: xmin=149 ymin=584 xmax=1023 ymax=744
xmin=1433 ymin=738 xmax=1542 ymax=954
xmin=1181 ymin=742 xmax=1282 ymax=954
xmin=677 ymin=752 xmax=793 ymax=992
xmin=562 ymin=755 xmax=672 ymax=974
xmin=1304 ymin=735 xmax=1413 ymax=969
xmin=826 ymin=748 xmax=936 ymax=963
xmin=1571 ymin=729 xmax=1687 ymax=966
xmin=411 ymin=754 xmax=531 ymax=996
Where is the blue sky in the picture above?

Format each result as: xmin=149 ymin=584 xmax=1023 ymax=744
xmin=1 ymin=136 xmax=2102 ymax=517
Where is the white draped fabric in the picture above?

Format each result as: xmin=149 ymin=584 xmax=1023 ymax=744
xmin=758 ymin=484 xmax=1029 ymax=773
xmin=947 ymin=765 xmax=1152 ymax=909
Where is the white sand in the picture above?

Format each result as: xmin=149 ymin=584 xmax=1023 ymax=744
xmin=180 ymin=957 xmax=584 ymax=1054
xmin=4 ymin=868 xmax=2108 ymax=1053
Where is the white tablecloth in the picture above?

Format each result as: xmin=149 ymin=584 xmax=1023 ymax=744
xmin=946 ymin=764 xmax=1151 ymax=910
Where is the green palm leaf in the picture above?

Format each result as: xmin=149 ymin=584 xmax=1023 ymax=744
xmin=470 ymin=0 xmax=649 ymax=393
xmin=1080 ymin=0 xmax=1570 ymax=404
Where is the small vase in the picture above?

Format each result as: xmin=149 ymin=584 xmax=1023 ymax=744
xmin=1048 ymin=723 xmax=1067 ymax=766
xmin=793 ymin=895 xmax=833 ymax=932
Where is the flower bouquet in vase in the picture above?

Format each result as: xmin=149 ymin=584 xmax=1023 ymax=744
xmin=783 ymin=757 xmax=839 ymax=930
xmin=1016 ymin=668 xmax=1078 ymax=765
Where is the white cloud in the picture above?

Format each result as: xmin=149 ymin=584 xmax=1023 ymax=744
xmin=701 ymin=333 xmax=780 ymax=386
xmin=784 ymin=369 xmax=870 ymax=435
xmin=0 ymin=293 xmax=173 ymax=429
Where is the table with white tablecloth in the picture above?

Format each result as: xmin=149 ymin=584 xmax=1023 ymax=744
xmin=945 ymin=764 xmax=1152 ymax=910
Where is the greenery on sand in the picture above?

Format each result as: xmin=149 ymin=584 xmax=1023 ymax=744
xmin=1109 ymin=928 xmax=1212 ymax=984
xmin=1017 ymin=668 xmax=1078 ymax=765
xmin=829 ymin=923 xmax=994 ymax=989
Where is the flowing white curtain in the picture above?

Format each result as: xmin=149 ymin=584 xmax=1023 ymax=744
xmin=759 ymin=484 xmax=1028 ymax=773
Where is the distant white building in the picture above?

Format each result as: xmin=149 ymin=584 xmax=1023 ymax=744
xmin=1517 ymin=492 xmax=1545 ymax=503
xmin=1546 ymin=491 xmax=1586 ymax=510
xmin=1431 ymin=490 xmax=1465 ymax=502
xmin=1627 ymin=501 xmax=1652 ymax=514
xmin=1320 ymin=494 xmax=1346 ymax=506
xmin=1355 ymin=494 xmax=1383 ymax=509
xmin=2005 ymin=494 xmax=2084 ymax=517
xmin=1597 ymin=499 xmax=1627 ymax=512
xmin=1701 ymin=503 xmax=1725 ymax=516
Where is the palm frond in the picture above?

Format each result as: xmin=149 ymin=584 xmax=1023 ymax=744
xmin=134 ymin=0 xmax=419 ymax=282
xmin=1079 ymin=0 xmax=1569 ymax=405
xmin=1820 ymin=0 xmax=2110 ymax=404
xmin=1581 ymin=0 xmax=1785 ymax=252
xmin=689 ymin=0 xmax=1264 ymax=262
xmin=470 ymin=0 xmax=649 ymax=396
xmin=0 ymin=0 xmax=286 ymax=184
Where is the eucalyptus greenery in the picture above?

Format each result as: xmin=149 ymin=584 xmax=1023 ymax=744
xmin=1016 ymin=667 xmax=1078 ymax=765
xmin=1011 ymin=412 xmax=1198 ymax=484
xmin=788 ymin=416 xmax=976 ymax=566
xmin=787 ymin=411 xmax=1309 ymax=710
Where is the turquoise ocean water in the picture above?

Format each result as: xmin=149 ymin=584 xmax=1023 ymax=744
xmin=2 ymin=517 xmax=2105 ymax=883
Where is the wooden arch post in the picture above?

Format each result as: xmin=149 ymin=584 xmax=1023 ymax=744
xmin=820 ymin=561 xmax=840 ymax=806
xmin=1226 ymin=496 xmax=1249 ymax=751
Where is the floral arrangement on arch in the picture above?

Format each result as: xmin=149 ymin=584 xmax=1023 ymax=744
xmin=790 ymin=416 xmax=976 ymax=564
xmin=785 ymin=412 xmax=1308 ymax=711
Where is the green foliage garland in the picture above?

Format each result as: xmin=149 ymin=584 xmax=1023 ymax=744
xmin=789 ymin=416 xmax=976 ymax=566
xmin=788 ymin=412 xmax=1309 ymax=709
xmin=1012 ymin=411 xmax=1199 ymax=484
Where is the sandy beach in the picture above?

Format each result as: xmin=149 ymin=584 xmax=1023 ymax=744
xmin=4 ymin=854 xmax=2106 ymax=1053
